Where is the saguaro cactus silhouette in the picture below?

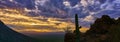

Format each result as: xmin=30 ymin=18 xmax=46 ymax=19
xmin=75 ymin=14 xmax=81 ymax=42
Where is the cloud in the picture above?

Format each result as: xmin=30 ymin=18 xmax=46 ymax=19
xmin=100 ymin=0 xmax=120 ymax=10
xmin=9 ymin=0 xmax=13 ymax=2
xmin=113 ymin=0 xmax=120 ymax=3
xmin=80 ymin=0 xmax=88 ymax=7
xmin=0 ymin=8 xmax=75 ymax=33
xmin=63 ymin=1 xmax=71 ymax=8
xmin=1 ymin=0 xmax=120 ymax=33
xmin=63 ymin=0 xmax=81 ymax=9
xmin=100 ymin=1 xmax=113 ymax=10
xmin=83 ymin=15 xmax=94 ymax=22
xmin=35 ymin=0 xmax=49 ymax=6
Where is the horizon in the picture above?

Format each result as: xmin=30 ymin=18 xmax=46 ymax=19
xmin=0 ymin=0 xmax=120 ymax=42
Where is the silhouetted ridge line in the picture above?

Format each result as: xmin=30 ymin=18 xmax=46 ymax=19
xmin=64 ymin=15 xmax=120 ymax=42
xmin=0 ymin=20 xmax=39 ymax=42
xmin=85 ymin=15 xmax=120 ymax=42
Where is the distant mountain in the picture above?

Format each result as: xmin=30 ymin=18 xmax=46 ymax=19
xmin=0 ymin=20 xmax=39 ymax=42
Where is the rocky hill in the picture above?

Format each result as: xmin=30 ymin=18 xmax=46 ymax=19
xmin=64 ymin=15 xmax=120 ymax=42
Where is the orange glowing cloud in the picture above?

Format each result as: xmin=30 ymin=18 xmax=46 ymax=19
xmin=0 ymin=8 xmax=77 ymax=33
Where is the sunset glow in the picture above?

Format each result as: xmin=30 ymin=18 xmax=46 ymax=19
xmin=0 ymin=8 xmax=87 ymax=33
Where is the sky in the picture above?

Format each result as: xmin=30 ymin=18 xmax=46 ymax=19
xmin=0 ymin=0 xmax=120 ymax=33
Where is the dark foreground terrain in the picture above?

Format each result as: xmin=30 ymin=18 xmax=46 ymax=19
xmin=0 ymin=20 xmax=40 ymax=42
xmin=64 ymin=15 xmax=120 ymax=42
xmin=0 ymin=20 xmax=64 ymax=42
xmin=26 ymin=32 xmax=64 ymax=42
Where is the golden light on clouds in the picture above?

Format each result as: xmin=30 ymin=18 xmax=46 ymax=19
xmin=13 ymin=28 xmax=64 ymax=33
xmin=0 ymin=8 xmax=89 ymax=33
xmin=0 ymin=8 xmax=76 ymax=33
